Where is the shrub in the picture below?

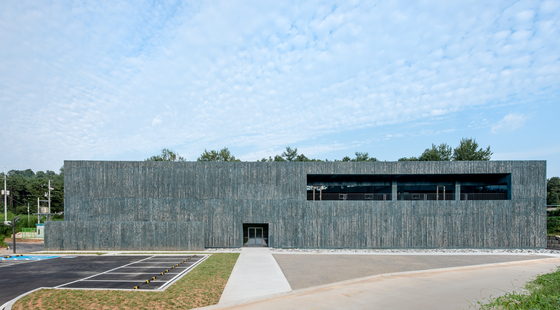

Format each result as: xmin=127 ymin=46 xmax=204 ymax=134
xmin=548 ymin=216 xmax=560 ymax=235
xmin=0 ymin=234 xmax=7 ymax=248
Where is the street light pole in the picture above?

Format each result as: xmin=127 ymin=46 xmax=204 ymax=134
xmin=9 ymin=216 xmax=20 ymax=254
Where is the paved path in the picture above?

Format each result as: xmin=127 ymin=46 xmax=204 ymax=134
xmin=5 ymin=242 xmax=44 ymax=254
xmin=219 ymin=248 xmax=291 ymax=304
xmin=206 ymin=256 xmax=560 ymax=310
xmin=273 ymin=254 xmax=553 ymax=289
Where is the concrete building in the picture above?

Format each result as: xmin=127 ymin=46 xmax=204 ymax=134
xmin=45 ymin=160 xmax=547 ymax=250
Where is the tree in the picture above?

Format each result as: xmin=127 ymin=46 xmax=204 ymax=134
xmin=281 ymin=147 xmax=298 ymax=162
xmin=452 ymin=138 xmax=492 ymax=161
xmin=197 ymin=147 xmax=240 ymax=162
xmin=340 ymin=152 xmax=377 ymax=162
xmin=419 ymin=143 xmax=452 ymax=161
xmin=398 ymin=157 xmax=419 ymax=161
xmin=145 ymin=149 xmax=186 ymax=162
xmin=295 ymin=154 xmax=309 ymax=162
xmin=259 ymin=147 xmax=323 ymax=162
xmin=548 ymin=177 xmax=560 ymax=205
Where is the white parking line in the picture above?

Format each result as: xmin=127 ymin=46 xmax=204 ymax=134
xmin=100 ymin=272 xmax=166 ymax=275
xmin=79 ymin=280 xmax=167 ymax=282
xmin=119 ymin=266 xmax=189 ymax=268
xmin=55 ymin=256 xmax=156 ymax=288
xmin=55 ymin=255 xmax=210 ymax=292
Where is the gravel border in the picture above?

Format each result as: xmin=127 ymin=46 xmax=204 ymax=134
xmin=268 ymin=248 xmax=560 ymax=254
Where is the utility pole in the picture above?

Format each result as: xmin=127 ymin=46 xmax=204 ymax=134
xmin=3 ymin=168 xmax=8 ymax=225
xmin=48 ymin=179 xmax=52 ymax=219
xmin=44 ymin=179 xmax=53 ymax=221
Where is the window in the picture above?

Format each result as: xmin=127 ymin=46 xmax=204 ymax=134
xmin=307 ymin=174 xmax=510 ymax=201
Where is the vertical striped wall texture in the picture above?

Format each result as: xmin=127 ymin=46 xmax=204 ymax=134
xmin=45 ymin=221 xmax=205 ymax=251
xmin=50 ymin=160 xmax=546 ymax=249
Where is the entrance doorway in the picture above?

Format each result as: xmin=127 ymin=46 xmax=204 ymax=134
xmin=242 ymin=223 xmax=269 ymax=247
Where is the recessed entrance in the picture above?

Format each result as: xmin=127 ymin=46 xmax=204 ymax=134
xmin=242 ymin=223 xmax=269 ymax=247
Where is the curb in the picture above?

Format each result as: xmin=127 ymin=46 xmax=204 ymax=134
xmin=0 ymin=287 xmax=47 ymax=310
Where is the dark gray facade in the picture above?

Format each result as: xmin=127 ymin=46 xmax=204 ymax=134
xmin=45 ymin=160 xmax=547 ymax=250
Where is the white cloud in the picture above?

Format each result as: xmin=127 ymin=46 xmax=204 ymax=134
xmin=491 ymin=113 xmax=528 ymax=134
xmin=151 ymin=116 xmax=162 ymax=126
xmin=0 ymin=0 xmax=559 ymax=173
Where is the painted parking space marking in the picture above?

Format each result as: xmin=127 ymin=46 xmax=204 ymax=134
xmin=55 ymin=254 xmax=210 ymax=291
xmin=1 ymin=255 xmax=60 ymax=261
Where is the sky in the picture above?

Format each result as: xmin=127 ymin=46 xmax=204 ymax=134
xmin=1 ymin=0 xmax=559 ymax=177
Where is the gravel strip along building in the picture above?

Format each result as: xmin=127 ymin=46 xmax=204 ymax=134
xmin=45 ymin=160 xmax=546 ymax=250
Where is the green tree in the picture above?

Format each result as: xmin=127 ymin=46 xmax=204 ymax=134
xmin=419 ymin=143 xmax=452 ymax=161
xmin=145 ymin=148 xmax=186 ymax=162
xmin=295 ymin=154 xmax=309 ymax=162
xmin=281 ymin=147 xmax=298 ymax=162
xmin=259 ymin=147 xmax=323 ymax=162
xmin=548 ymin=177 xmax=560 ymax=205
xmin=340 ymin=152 xmax=377 ymax=162
xmin=398 ymin=157 xmax=419 ymax=161
xmin=197 ymin=147 xmax=240 ymax=162
xmin=452 ymin=138 xmax=492 ymax=161
xmin=2 ymin=169 xmax=64 ymax=215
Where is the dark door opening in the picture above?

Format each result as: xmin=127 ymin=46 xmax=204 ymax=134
xmin=242 ymin=223 xmax=269 ymax=247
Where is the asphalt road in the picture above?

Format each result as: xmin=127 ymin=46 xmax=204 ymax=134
xmin=5 ymin=241 xmax=44 ymax=254
xmin=273 ymin=254 xmax=554 ymax=289
xmin=0 ymin=255 xmax=150 ymax=305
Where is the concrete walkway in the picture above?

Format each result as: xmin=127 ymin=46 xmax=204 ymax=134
xmin=210 ymin=257 xmax=560 ymax=310
xmin=219 ymin=247 xmax=292 ymax=304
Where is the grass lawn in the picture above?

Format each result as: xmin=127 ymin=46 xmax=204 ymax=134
xmin=13 ymin=253 xmax=239 ymax=310
xmin=474 ymin=266 xmax=560 ymax=309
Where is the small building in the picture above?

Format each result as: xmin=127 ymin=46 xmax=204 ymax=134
xmin=45 ymin=160 xmax=547 ymax=250
xmin=36 ymin=223 xmax=45 ymax=239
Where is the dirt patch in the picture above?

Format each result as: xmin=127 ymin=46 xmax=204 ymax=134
xmin=4 ymin=238 xmax=44 ymax=243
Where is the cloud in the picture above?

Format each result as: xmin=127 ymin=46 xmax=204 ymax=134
xmin=491 ymin=113 xmax=528 ymax=134
xmin=152 ymin=116 xmax=162 ymax=126
xmin=0 ymin=0 xmax=559 ymax=172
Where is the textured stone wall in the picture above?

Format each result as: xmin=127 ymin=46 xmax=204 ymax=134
xmin=45 ymin=221 xmax=205 ymax=251
xmin=48 ymin=160 xmax=546 ymax=249
xmin=547 ymin=235 xmax=560 ymax=249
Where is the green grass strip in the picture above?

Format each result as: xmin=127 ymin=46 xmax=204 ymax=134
xmin=474 ymin=266 xmax=560 ymax=309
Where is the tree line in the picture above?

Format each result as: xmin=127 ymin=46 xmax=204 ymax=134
xmin=146 ymin=137 xmax=491 ymax=163
xmin=1 ymin=168 xmax=64 ymax=243
xmin=0 ymin=168 xmax=64 ymax=215
xmin=2 ymin=137 xmax=558 ymax=223
xmin=398 ymin=138 xmax=492 ymax=161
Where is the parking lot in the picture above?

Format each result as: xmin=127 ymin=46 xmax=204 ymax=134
xmin=0 ymin=254 xmax=208 ymax=306
xmin=57 ymin=255 xmax=208 ymax=291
